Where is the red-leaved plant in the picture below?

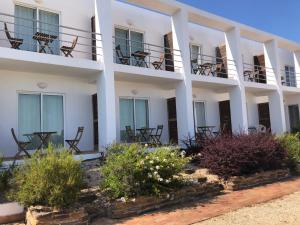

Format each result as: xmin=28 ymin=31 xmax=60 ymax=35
xmin=200 ymin=132 xmax=287 ymax=179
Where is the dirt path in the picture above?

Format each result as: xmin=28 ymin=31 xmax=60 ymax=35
xmin=194 ymin=191 xmax=300 ymax=225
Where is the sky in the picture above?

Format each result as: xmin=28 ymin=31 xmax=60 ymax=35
xmin=178 ymin=0 xmax=300 ymax=43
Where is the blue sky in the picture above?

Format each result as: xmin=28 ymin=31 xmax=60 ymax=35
xmin=178 ymin=0 xmax=300 ymax=43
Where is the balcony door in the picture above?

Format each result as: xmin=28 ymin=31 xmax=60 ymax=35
xmin=285 ymin=66 xmax=296 ymax=87
xmin=219 ymin=100 xmax=232 ymax=133
xmin=258 ymin=103 xmax=271 ymax=130
xmin=288 ymin=105 xmax=300 ymax=132
xmin=114 ymin=27 xmax=144 ymax=65
xmin=193 ymin=101 xmax=206 ymax=131
xmin=15 ymin=5 xmax=59 ymax=54
xmin=18 ymin=93 xmax=64 ymax=149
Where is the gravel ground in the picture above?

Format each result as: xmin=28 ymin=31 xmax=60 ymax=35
xmin=194 ymin=191 xmax=300 ymax=225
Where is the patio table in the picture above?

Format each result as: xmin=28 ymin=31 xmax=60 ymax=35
xmin=197 ymin=126 xmax=216 ymax=138
xmin=33 ymin=32 xmax=57 ymax=54
xmin=131 ymin=51 xmax=150 ymax=68
xmin=33 ymin=131 xmax=57 ymax=150
xmin=136 ymin=127 xmax=155 ymax=143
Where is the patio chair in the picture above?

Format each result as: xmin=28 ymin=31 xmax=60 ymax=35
xmin=60 ymin=36 xmax=78 ymax=57
xmin=4 ymin=22 xmax=23 ymax=49
xmin=190 ymin=59 xmax=199 ymax=74
xmin=149 ymin=125 xmax=163 ymax=146
xmin=125 ymin=126 xmax=139 ymax=143
xmin=152 ymin=54 xmax=164 ymax=70
xmin=11 ymin=128 xmax=31 ymax=159
xmin=115 ymin=45 xmax=130 ymax=65
xmin=65 ymin=126 xmax=84 ymax=153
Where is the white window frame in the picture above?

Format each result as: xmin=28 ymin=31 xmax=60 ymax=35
xmin=284 ymin=65 xmax=296 ymax=87
xmin=193 ymin=100 xmax=207 ymax=132
xmin=14 ymin=3 xmax=61 ymax=52
xmin=190 ymin=43 xmax=202 ymax=64
xmin=119 ymin=96 xmax=150 ymax=135
xmin=17 ymin=91 xmax=66 ymax=147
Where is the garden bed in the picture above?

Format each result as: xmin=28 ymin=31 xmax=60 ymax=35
xmin=107 ymin=182 xmax=223 ymax=219
xmin=222 ymin=169 xmax=291 ymax=191
xmin=26 ymin=206 xmax=88 ymax=225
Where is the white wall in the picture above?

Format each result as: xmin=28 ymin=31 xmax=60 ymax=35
xmin=0 ymin=70 xmax=96 ymax=157
xmin=241 ymin=38 xmax=264 ymax=65
xmin=278 ymin=48 xmax=294 ymax=71
xmin=246 ymin=92 xmax=259 ymax=127
xmin=115 ymin=80 xmax=173 ymax=143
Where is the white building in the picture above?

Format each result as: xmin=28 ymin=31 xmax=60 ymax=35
xmin=0 ymin=0 xmax=300 ymax=157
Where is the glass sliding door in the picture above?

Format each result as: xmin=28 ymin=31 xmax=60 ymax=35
xmin=15 ymin=5 xmax=37 ymax=51
xmin=39 ymin=10 xmax=59 ymax=55
xmin=119 ymin=98 xmax=134 ymax=141
xmin=18 ymin=93 xmax=64 ymax=149
xmin=288 ymin=105 xmax=300 ymax=133
xmin=119 ymin=98 xmax=149 ymax=142
xmin=194 ymin=101 xmax=206 ymax=129
xmin=130 ymin=31 xmax=144 ymax=66
xmin=115 ymin=28 xmax=130 ymax=64
xmin=285 ymin=66 xmax=296 ymax=87
xmin=190 ymin=44 xmax=201 ymax=73
xmin=43 ymin=95 xmax=64 ymax=146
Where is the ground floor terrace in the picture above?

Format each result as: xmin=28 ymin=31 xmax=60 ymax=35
xmin=0 ymin=69 xmax=300 ymax=158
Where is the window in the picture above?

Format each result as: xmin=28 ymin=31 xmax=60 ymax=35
xmin=119 ymin=98 xmax=149 ymax=141
xmin=288 ymin=105 xmax=300 ymax=133
xmin=114 ymin=27 xmax=144 ymax=65
xmin=193 ymin=101 xmax=206 ymax=130
xmin=285 ymin=66 xmax=296 ymax=87
xmin=18 ymin=93 xmax=64 ymax=148
xmin=15 ymin=5 xmax=59 ymax=54
xmin=190 ymin=44 xmax=202 ymax=73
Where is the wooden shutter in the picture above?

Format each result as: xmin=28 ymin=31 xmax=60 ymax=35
xmin=258 ymin=103 xmax=271 ymax=130
xmin=167 ymin=97 xmax=178 ymax=144
xmin=219 ymin=100 xmax=232 ymax=133
xmin=92 ymin=94 xmax=98 ymax=148
xmin=254 ymin=54 xmax=266 ymax=83
xmin=164 ymin=32 xmax=174 ymax=72
xmin=91 ymin=16 xmax=97 ymax=61
xmin=215 ymin=45 xmax=228 ymax=78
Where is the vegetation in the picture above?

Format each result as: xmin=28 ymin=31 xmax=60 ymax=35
xmin=200 ymin=133 xmax=287 ymax=179
xmin=8 ymin=145 xmax=84 ymax=209
xmin=277 ymin=133 xmax=300 ymax=171
xmin=101 ymin=144 xmax=189 ymax=199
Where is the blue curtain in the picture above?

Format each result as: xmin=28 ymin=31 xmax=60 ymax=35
xmin=39 ymin=10 xmax=59 ymax=55
xmin=15 ymin=5 xmax=37 ymax=51
xmin=135 ymin=99 xmax=149 ymax=129
xmin=119 ymin=98 xmax=134 ymax=141
xmin=18 ymin=94 xmax=41 ymax=149
xmin=194 ymin=102 xmax=206 ymax=128
xmin=43 ymin=95 xmax=64 ymax=147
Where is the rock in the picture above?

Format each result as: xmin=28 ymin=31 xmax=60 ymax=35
xmin=0 ymin=202 xmax=24 ymax=224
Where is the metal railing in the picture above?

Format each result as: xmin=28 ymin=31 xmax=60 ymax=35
xmin=243 ymin=62 xmax=275 ymax=84
xmin=0 ymin=12 xmax=102 ymax=60
xmin=190 ymin=53 xmax=237 ymax=79
xmin=280 ymin=69 xmax=300 ymax=87
xmin=113 ymin=36 xmax=182 ymax=72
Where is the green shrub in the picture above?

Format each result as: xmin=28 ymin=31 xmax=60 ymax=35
xmin=277 ymin=133 xmax=300 ymax=170
xmin=8 ymin=145 xmax=84 ymax=209
xmin=101 ymin=144 xmax=189 ymax=199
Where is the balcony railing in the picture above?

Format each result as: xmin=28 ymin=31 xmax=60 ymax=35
xmin=243 ymin=62 xmax=275 ymax=84
xmin=0 ymin=12 xmax=102 ymax=60
xmin=281 ymin=70 xmax=300 ymax=87
xmin=191 ymin=54 xmax=236 ymax=79
xmin=113 ymin=36 xmax=182 ymax=72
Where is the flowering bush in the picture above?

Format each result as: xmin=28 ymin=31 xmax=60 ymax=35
xmin=200 ymin=133 xmax=287 ymax=179
xmin=101 ymin=144 xmax=189 ymax=199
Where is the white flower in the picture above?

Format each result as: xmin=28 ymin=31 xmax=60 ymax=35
xmin=150 ymin=160 xmax=154 ymax=164
xmin=146 ymin=155 xmax=149 ymax=159
xmin=163 ymin=159 xmax=167 ymax=162
xmin=171 ymin=153 xmax=175 ymax=156
xmin=154 ymin=171 xmax=158 ymax=175
xmin=158 ymin=178 xmax=163 ymax=182
xmin=156 ymin=165 xmax=160 ymax=170
xmin=120 ymin=197 xmax=126 ymax=203
xmin=140 ymin=160 xmax=144 ymax=165
xmin=131 ymin=198 xmax=136 ymax=202
xmin=171 ymin=163 xmax=175 ymax=167
xmin=165 ymin=179 xmax=170 ymax=184
xmin=145 ymin=144 xmax=148 ymax=147
xmin=180 ymin=151 xmax=186 ymax=157
xmin=148 ymin=173 xmax=152 ymax=178
xmin=150 ymin=167 xmax=154 ymax=171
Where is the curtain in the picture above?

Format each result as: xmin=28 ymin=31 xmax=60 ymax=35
xmin=18 ymin=94 xmax=41 ymax=149
xmin=115 ymin=28 xmax=129 ymax=63
xmin=43 ymin=95 xmax=64 ymax=147
xmin=39 ymin=10 xmax=59 ymax=55
xmin=15 ymin=5 xmax=37 ymax=51
xmin=130 ymin=31 xmax=144 ymax=66
xmin=119 ymin=98 xmax=134 ymax=141
xmin=194 ymin=102 xmax=206 ymax=128
xmin=135 ymin=99 xmax=149 ymax=129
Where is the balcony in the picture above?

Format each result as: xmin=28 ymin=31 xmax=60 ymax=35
xmin=112 ymin=36 xmax=182 ymax=73
xmin=281 ymin=69 xmax=299 ymax=88
xmin=0 ymin=12 xmax=101 ymax=61
xmin=243 ymin=62 xmax=276 ymax=85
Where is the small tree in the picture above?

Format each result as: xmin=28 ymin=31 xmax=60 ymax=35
xmin=8 ymin=145 xmax=84 ymax=209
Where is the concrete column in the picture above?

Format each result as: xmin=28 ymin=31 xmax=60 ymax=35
xmin=293 ymin=51 xmax=300 ymax=88
xmin=225 ymin=27 xmax=248 ymax=133
xmin=94 ymin=0 xmax=116 ymax=149
xmin=171 ymin=9 xmax=194 ymax=141
xmin=264 ymin=40 xmax=286 ymax=133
